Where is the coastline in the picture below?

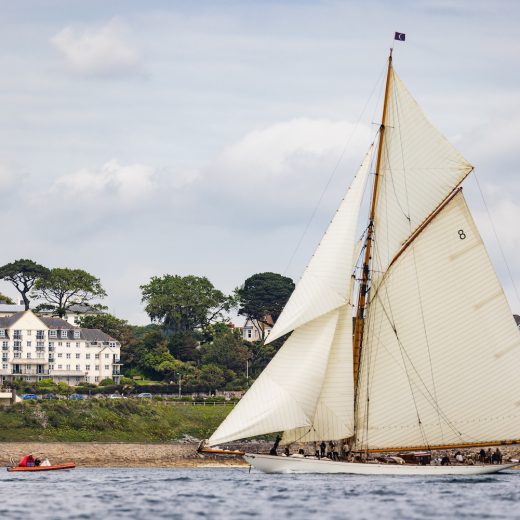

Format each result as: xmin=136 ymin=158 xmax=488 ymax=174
xmin=0 ymin=442 xmax=248 ymax=468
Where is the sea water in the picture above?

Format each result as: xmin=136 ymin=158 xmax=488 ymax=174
xmin=0 ymin=467 xmax=518 ymax=519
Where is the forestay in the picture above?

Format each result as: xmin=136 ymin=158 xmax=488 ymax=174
xmin=266 ymin=147 xmax=372 ymax=344
xmin=372 ymin=70 xmax=473 ymax=286
xmin=355 ymin=192 xmax=520 ymax=451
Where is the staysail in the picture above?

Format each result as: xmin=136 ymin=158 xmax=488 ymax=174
xmin=355 ymin=191 xmax=520 ymax=451
xmin=207 ymin=151 xmax=371 ymax=446
xmin=282 ymin=303 xmax=355 ymax=443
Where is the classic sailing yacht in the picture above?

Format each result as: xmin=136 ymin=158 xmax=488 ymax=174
xmin=202 ymin=48 xmax=520 ymax=475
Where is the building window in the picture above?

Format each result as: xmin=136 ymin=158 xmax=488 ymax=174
xmin=37 ymin=353 xmax=44 ymax=359
xmin=36 ymin=330 xmax=44 ymax=340
xmin=49 ymin=330 xmax=57 ymax=338
xmin=58 ymin=364 xmax=62 ymax=369
xmin=66 ymin=353 xmax=71 ymax=359
xmin=76 ymin=364 xmax=80 ymax=371
xmin=109 ymin=342 xmax=116 ymax=348
xmin=95 ymin=365 xmax=99 ymax=371
xmin=66 ymin=364 xmax=70 ymax=370
xmin=76 ymin=353 xmax=80 ymax=359
xmin=73 ymin=330 xmax=80 ymax=339
xmin=27 ymin=352 xmax=31 ymax=359
xmin=27 ymin=330 xmax=32 ymax=336
xmin=105 ymin=353 xmax=109 ymax=359
xmin=104 ymin=364 xmax=109 ymax=370
xmin=75 ymin=342 xmax=80 ymax=348
xmin=48 ymin=342 xmax=54 ymax=348
xmin=86 ymin=364 xmax=90 ymax=371
xmin=26 ymin=341 xmax=31 ymax=347
xmin=14 ymin=353 xmax=20 ymax=358
xmin=58 ymin=353 xmax=62 ymax=358
xmin=2 ymin=363 xmax=7 ymax=369
xmin=86 ymin=353 xmax=90 ymax=359
xmin=95 ymin=376 xmax=99 ymax=382
xmin=0 ymin=330 xmax=5 ymax=338
xmin=13 ymin=330 xmax=21 ymax=339
xmin=58 ymin=342 xmax=62 ymax=347
xmin=49 ymin=364 xmax=54 ymax=370
xmin=60 ymin=330 xmax=68 ymax=339
xmin=2 ymin=341 xmax=7 ymax=349
xmin=95 ymin=354 xmax=100 ymax=359
xmin=66 ymin=342 xmax=71 ymax=348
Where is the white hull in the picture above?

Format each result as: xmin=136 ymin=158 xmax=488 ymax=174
xmin=244 ymin=454 xmax=516 ymax=476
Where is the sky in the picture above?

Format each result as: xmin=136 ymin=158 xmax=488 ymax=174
xmin=0 ymin=0 xmax=519 ymax=324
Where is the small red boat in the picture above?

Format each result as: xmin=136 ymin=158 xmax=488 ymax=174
xmin=7 ymin=462 xmax=76 ymax=472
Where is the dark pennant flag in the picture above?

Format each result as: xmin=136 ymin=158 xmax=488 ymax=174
xmin=394 ymin=32 xmax=406 ymax=41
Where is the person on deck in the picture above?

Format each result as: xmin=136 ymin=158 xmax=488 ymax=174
xmin=270 ymin=435 xmax=282 ymax=456
xmin=493 ymin=448 xmax=503 ymax=464
xmin=319 ymin=441 xmax=326 ymax=458
xmin=486 ymin=448 xmax=493 ymax=464
xmin=479 ymin=449 xmax=486 ymax=462
xmin=19 ymin=455 xmax=35 ymax=467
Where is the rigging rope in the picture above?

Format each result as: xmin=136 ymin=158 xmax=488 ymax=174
xmin=473 ymin=171 xmax=520 ymax=310
xmin=283 ymin=60 xmax=388 ymax=276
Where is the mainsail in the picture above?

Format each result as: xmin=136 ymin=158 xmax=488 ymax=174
xmin=207 ymin=150 xmax=371 ymax=446
xmin=356 ymin=191 xmax=520 ymax=450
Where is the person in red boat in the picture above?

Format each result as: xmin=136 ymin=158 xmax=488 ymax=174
xmin=19 ymin=455 xmax=35 ymax=467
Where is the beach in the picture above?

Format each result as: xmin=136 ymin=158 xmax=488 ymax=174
xmin=0 ymin=442 xmax=249 ymax=468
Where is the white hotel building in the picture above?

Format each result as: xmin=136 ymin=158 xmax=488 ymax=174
xmin=0 ymin=310 xmax=122 ymax=386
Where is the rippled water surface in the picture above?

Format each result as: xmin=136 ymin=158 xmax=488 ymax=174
xmin=1 ymin=467 xmax=519 ymax=519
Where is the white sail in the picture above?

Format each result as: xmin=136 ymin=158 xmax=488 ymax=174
xmin=266 ymin=146 xmax=372 ymax=344
xmin=372 ymin=70 xmax=473 ymax=282
xmin=282 ymin=304 xmax=355 ymax=443
xmin=208 ymin=309 xmax=341 ymax=446
xmin=355 ymin=191 xmax=520 ymax=450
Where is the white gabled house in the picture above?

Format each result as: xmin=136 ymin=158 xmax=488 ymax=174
xmin=242 ymin=316 xmax=274 ymax=342
xmin=0 ymin=310 xmax=122 ymax=386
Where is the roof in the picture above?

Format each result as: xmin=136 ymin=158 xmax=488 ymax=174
xmin=0 ymin=304 xmax=25 ymax=313
xmin=39 ymin=317 xmax=77 ymax=330
xmin=0 ymin=311 xmax=118 ymax=343
xmin=38 ymin=304 xmax=104 ymax=316
xmin=80 ymin=328 xmax=115 ymax=342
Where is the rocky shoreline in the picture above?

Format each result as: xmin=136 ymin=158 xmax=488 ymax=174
xmin=2 ymin=441 xmax=519 ymax=469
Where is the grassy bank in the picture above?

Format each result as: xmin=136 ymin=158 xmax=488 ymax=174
xmin=0 ymin=400 xmax=233 ymax=442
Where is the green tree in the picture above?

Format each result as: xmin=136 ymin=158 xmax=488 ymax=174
xmin=200 ymin=325 xmax=249 ymax=374
xmin=0 ymin=293 xmax=14 ymax=304
xmin=236 ymin=272 xmax=294 ymax=339
xmin=0 ymin=259 xmax=49 ymax=310
xmin=33 ymin=268 xmax=107 ymax=318
xmin=78 ymin=314 xmax=133 ymax=344
xmin=197 ymin=364 xmax=226 ymax=392
xmin=141 ymin=274 xmax=234 ymax=333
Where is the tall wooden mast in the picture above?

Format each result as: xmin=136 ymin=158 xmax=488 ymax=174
xmin=352 ymin=49 xmax=393 ymax=390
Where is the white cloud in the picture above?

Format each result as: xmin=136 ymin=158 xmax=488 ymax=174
xmin=51 ymin=20 xmax=140 ymax=76
xmin=192 ymin=118 xmax=372 ymax=227
xmin=0 ymin=163 xmax=19 ymax=192
xmin=49 ymin=159 xmax=157 ymax=209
